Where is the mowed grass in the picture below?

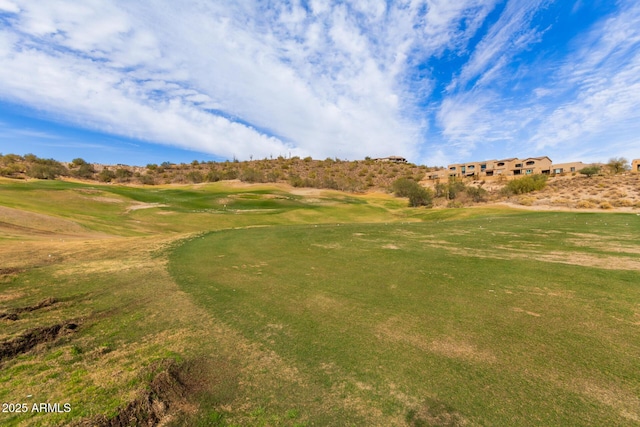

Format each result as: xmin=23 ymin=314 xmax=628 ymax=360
xmin=0 ymin=178 xmax=413 ymax=426
xmin=170 ymin=212 xmax=640 ymax=426
xmin=2 ymin=178 xmax=639 ymax=426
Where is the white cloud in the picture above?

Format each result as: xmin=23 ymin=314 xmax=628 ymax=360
xmin=3 ymin=0 xmax=636 ymax=165
xmin=1 ymin=0 xmax=508 ymax=162
xmin=531 ymin=1 xmax=640 ymax=156
xmin=0 ymin=0 xmax=19 ymax=13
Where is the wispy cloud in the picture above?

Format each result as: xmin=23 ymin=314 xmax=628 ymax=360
xmin=531 ymin=1 xmax=640 ymax=158
xmin=0 ymin=1 xmax=638 ymax=165
xmin=434 ymin=0 xmax=640 ymax=164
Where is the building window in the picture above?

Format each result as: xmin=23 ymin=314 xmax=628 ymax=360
xmin=481 ymin=164 xmax=486 ymax=170
xmin=515 ymin=163 xmax=523 ymax=168
xmin=450 ymin=166 xmax=456 ymax=170
xmin=526 ymin=169 xmax=533 ymax=174
xmin=497 ymin=162 xmax=505 ymax=166
xmin=570 ymin=167 xmax=576 ymax=172
xmin=526 ymin=161 xmax=535 ymax=165
xmin=554 ymin=168 xmax=563 ymax=174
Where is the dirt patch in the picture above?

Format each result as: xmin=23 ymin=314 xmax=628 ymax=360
xmin=0 ymin=267 xmax=25 ymax=283
xmin=0 ymin=290 xmax=25 ymax=302
xmin=0 ymin=297 xmax=57 ymax=321
xmin=0 ymin=205 xmax=88 ymax=235
xmin=91 ymin=196 xmax=124 ymax=204
xmin=312 ymin=243 xmax=342 ymax=249
xmin=0 ymin=321 xmax=78 ymax=361
xmin=75 ymin=356 xmax=238 ymax=427
xmin=512 ymin=307 xmax=541 ymax=317
xmin=382 ymin=243 xmax=400 ymax=250
xmin=377 ymin=318 xmax=496 ymax=364
xmin=73 ymin=359 xmax=186 ymax=427
xmin=126 ymin=203 xmax=169 ymax=212
xmin=0 ymin=267 xmax=25 ymax=275
xmin=406 ymin=397 xmax=469 ymax=427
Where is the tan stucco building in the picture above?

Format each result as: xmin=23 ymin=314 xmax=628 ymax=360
xmin=632 ymin=159 xmax=640 ymax=173
xmin=551 ymin=162 xmax=590 ymax=174
xmin=443 ymin=156 xmax=552 ymax=179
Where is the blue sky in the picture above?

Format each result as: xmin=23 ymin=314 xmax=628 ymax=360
xmin=0 ymin=0 xmax=638 ymax=166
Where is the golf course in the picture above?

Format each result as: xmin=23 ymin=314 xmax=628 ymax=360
xmin=1 ymin=178 xmax=639 ymax=426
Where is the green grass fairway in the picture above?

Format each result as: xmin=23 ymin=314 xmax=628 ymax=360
xmin=170 ymin=212 xmax=640 ymax=426
xmin=2 ymin=178 xmax=639 ymax=426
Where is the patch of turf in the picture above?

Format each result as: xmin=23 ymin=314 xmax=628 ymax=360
xmin=170 ymin=213 xmax=640 ymax=426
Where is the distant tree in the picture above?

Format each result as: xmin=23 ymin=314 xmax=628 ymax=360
xmin=205 ymin=170 xmax=221 ymax=182
xmin=239 ymin=168 xmax=264 ymax=183
xmin=606 ymin=157 xmax=629 ymax=174
xmin=391 ymin=178 xmax=433 ymax=207
xmin=71 ymin=162 xmax=95 ymax=179
xmin=185 ymin=170 xmax=204 ymax=183
xmin=97 ymin=169 xmax=116 ymax=182
xmin=503 ymin=175 xmax=548 ymax=195
xmin=71 ymin=158 xmax=88 ymax=167
xmin=466 ymin=186 xmax=488 ymax=202
xmin=146 ymin=163 xmax=158 ymax=171
xmin=115 ymin=168 xmax=133 ymax=180
xmin=139 ymin=174 xmax=155 ymax=185
xmin=26 ymin=159 xmax=67 ymax=179
xmin=579 ymin=165 xmax=600 ymax=178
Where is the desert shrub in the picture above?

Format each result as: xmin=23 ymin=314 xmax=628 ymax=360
xmin=97 ymin=169 xmax=116 ymax=182
xmin=71 ymin=163 xmax=95 ymax=179
xmin=447 ymin=200 xmax=464 ymax=208
xmin=26 ymin=159 xmax=68 ymax=179
xmin=466 ymin=186 xmax=488 ymax=202
xmin=391 ymin=178 xmax=417 ymax=197
xmin=139 ymin=174 xmax=155 ymax=185
xmin=576 ymin=200 xmax=596 ymax=209
xmin=579 ymin=166 xmax=600 ymax=177
xmin=265 ymin=170 xmax=281 ymax=182
xmin=599 ymin=201 xmax=613 ymax=209
xmin=185 ymin=171 xmax=204 ymax=183
xmin=239 ymin=168 xmax=264 ymax=183
xmin=504 ymin=175 xmax=548 ymax=195
xmin=289 ymin=174 xmax=304 ymax=187
xmin=115 ymin=168 xmax=133 ymax=180
xmin=606 ymin=157 xmax=629 ymax=174
xmin=445 ymin=179 xmax=466 ymax=200
xmin=613 ymin=199 xmax=634 ymax=207
xmin=0 ymin=163 xmax=23 ymax=177
xmin=221 ymin=169 xmax=238 ymax=180
xmin=518 ymin=196 xmax=535 ymax=206
xmin=205 ymin=170 xmax=221 ymax=182
xmin=391 ymin=178 xmax=433 ymax=207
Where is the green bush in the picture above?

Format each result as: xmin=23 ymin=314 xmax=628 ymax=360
xmin=504 ymin=175 xmax=548 ymax=195
xmin=606 ymin=157 xmax=629 ymax=174
xmin=205 ymin=170 xmax=221 ymax=182
xmin=115 ymin=168 xmax=133 ymax=180
xmin=466 ymin=186 xmax=488 ymax=202
xmin=434 ymin=178 xmax=466 ymax=200
xmin=186 ymin=171 xmax=204 ymax=183
xmin=579 ymin=166 xmax=600 ymax=178
xmin=139 ymin=174 xmax=155 ymax=185
xmin=26 ymin=158 xmax=68 ymax=179
xmin=97 ymin=169 xmax=116 ymax=182
xmin=391 ymin=178 xmax=433 ymax=207
xmin=71 ymin=163 xmax=95 ymax=179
